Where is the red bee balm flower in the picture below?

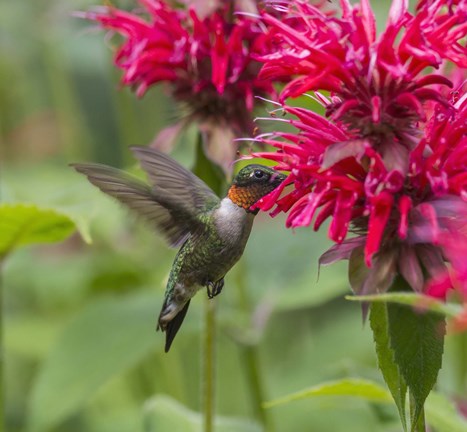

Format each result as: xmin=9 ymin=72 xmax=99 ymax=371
xmin=258 ymin=0 xmax=467 ymax=173
xmin=79 ymin=0 xmax=277 ymax=172
xmin=252 ymin=0 xmax=467 ymax=306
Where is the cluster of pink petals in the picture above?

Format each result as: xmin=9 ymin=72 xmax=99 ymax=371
xmin=255 ymin=80 xmax=467 ymax=303
xmin=80 ymin=0 xmax=286 ymax=173
xmin=252 ymin=0 xmax=467 ymax=305
xmin=257 ymin=0 xmax=467 ymax=173
xmin=81 ymin=0 xmax=274 ymax=109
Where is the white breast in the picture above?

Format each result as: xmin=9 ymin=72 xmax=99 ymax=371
xmin=214 ymin=198 xmax=254 ymax=244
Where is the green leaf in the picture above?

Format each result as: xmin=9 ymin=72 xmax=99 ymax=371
xmin=143 ymin=395 xmax=262 ymax=432
xmin=192 ymin=133 xmax=226 ymax=196
xmin=2 ymin=164 xmax=125 ymax=245
xmin=346 ymin=292 xmax=462 ymax=318
xmin=387 ymin=302 xmax=446 ymax=430
xmin=369 ymin=302 xmax=408 ymax=431
xmin=347 ymin=286 xmax=450 ymax=430
xmin=425 ymin=391 xmax=467 ymax=432
xmin=263 ymin=378 xmax=393 ymax=409
xmin=28 ymin=293 xmax=161 ymax=431
xmin=0 ymin=203 xmax=75 ymax=259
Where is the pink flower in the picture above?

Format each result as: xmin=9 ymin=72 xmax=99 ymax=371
xmin=256 ymin=78 xmax=467 ymax=302
xmin=250 ymin=0 xmax=467 ymax=303
xmin=257 ymin=0 xmax=467 ymax=173
xmin=79 ymin=0 xmax=279 ymax=172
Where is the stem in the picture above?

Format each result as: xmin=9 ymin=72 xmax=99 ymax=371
xmin=0 ymin=261 xmax=4 ymax=431
xmin=202 ymin=297 xmax=216 ymax=432
xmin=236 ymin=261 xmax=274 ymax=432
xmin=453 ymin=332 xmax=467 ymax=395
xmin=241 ymin=346 xmax=272 ymax=430
xmin=193 ymin=134 xmax=225 ymax=432
xmin=410 ymin=392 xmax=426 ymax=432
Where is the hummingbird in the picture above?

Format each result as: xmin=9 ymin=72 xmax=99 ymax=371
xmin=71 ymin=146 xmax=286 ymax=352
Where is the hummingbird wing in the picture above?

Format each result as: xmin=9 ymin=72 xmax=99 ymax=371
xmin=130 ymin=146 xmax=220 ymax=215
xmin=70 ymin=162 xmax=214 ymax=247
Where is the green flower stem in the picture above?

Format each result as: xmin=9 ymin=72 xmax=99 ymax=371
xmin=0 ymin=262 xmax=4 ymax=429
xmin=453 ymin=333 xmax=467 ymax=395
xmin=410 ymin=393 xmax=426 ymax=432
xmin=236 ymin=260 xmax=274 ymax=432
xmin=202 ymin=297 xmax=216 ymax=432
xmin=242 ymin=345 xmax=272 ymax=430
xmin=193 ymin=133 xmax=225 ymax=432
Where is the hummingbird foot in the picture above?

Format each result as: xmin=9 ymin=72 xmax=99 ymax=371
xmin=206 ymin=278 xmax=224 ymax=299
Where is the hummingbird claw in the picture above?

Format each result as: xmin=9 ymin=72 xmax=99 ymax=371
xmin=206 ymin=278 xmax=224 ymax=299
xmin=206 ymin=282 xmax=214 ymax=299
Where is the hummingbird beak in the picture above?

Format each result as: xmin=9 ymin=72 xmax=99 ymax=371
xmin=269 ymin=172 xmax=286 ymax=186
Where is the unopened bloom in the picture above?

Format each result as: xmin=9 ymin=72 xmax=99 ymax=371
xmin=251 ymin=0 xmax=467 ymax=305
xmin=79 ymin=0 xmax=278 ymax=172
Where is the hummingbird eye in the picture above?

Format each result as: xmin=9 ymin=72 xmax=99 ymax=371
xmin=253 ymin=170 xmax=264 ymax=179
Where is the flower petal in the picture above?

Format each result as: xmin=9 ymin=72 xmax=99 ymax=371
xmin=399 ymin=244 xmax=424 ymax=292
xmin=364 ymin=191 xmax=394 ymax=266
xmin=319 ymin=236 xmax=366 ymax=266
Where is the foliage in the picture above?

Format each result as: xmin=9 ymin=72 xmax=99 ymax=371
xmin=263 ymin=378 xmax=393 ymax=408
xmin=0 ymin=204 xmax=76 ymax=260
xmin=2 ymin=1 xmax=466 ymax=432
xmin=29 ymin=293 xmax=161 ymax=431
xmin=144 ymin=395 xmax=262 ymax=432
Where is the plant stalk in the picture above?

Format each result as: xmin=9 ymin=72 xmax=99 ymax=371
xmin=453 ymin=332 xmax=467 ymax=395
xmin=410 ymin=392 xmax=426 ymax=432
xmin=0 ymin=261 xmax=4 ymax=431
xmin=202 ymin=297 xmax=216 ymax=432
xmin=236 ymin=260 xmax=274 ymax=432
xmin=193 ymin=134 xmax=225 ymax=432
xmin=241 ymin=345 xmax=272 ymax=430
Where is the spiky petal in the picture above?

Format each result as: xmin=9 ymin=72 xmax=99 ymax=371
xmin=79 ymin=1 xmax=282 ymax=172
xmin=257 ymin=0 xmax=466 ymax=172
xmin=251 ymin=0 xmax=467 ymax=315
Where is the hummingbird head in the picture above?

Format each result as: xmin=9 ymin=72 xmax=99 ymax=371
xmin=228 ymin=165 xmax=287 ymax=212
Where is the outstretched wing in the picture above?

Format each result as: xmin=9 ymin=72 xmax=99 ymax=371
xmin=130 ymin=146 xmax=220 ymax=215
xmin=70 ymin=163 xmax=212 ymax=248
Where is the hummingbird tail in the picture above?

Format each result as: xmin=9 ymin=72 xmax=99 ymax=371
xmin=159 ymin=300 xmax=191 ymax=353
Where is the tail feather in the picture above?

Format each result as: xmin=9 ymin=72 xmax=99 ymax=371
xmin=159 ymin=300 xmax=191 ymax=353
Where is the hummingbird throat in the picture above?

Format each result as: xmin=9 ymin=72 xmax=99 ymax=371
xmin=227 ymin=184 xmax=266 ymax=212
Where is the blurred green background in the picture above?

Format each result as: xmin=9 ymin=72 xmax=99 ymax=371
xmin=1 ymin=1 xmax=466 ymax=432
